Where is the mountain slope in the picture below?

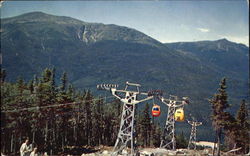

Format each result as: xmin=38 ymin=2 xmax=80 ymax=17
xmin=165 ymin=39 xmax=249 ymax=77
xmin=1 ymin=12 xmax=249 ymax=141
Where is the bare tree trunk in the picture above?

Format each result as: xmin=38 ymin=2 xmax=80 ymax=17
xmin=65 ymin=131 xmax=67 ymax=145
xmin=62 ymin=132 xmax=64 ymax=152
xmin=14 ymin=133 xmax=18 ymax=154
xmin=45 ymin=120 xmax=48 ymax=144
xmin=73 ymin=121 xmax=77 ymax=144
xmin=13 ymin=134 xmax=16 ymax=154
xmin=53 ymin=125 xmax=55 ymax=146
xmin=11 ymin=133 xmax=14 ymax=153
xmin=32 ymin=130 xmax=35 ymax=144
xmin=213 ymin=130 xmax=217 ymax=156
xmin=56 ymin=125 xmax=59 ymax=144
xmin=18 ymin=133 xmax=22 ymax=154
xmin=216 ymin=129 xmax=221 ymax=156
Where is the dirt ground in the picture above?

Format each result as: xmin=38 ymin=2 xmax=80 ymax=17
xmin=79 ymin=146 xmax=245 ymax=156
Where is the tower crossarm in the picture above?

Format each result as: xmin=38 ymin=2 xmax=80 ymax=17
xmin=135 ymin=96 xmax=153 ymax=104
xmin=110 ymin=88 xmax=153 ymax=105
xmin=160 ymin=96 xmax=188 ymax=108
xmin=195 ymin=122 xmax=202 ymax=126
xmin=187 ymin=120 xmax=194 ymax=125
xmin=110 ymin=88 xmax=123 ymax=100
xmin=187 ymin=120 xmax=202 ymax=127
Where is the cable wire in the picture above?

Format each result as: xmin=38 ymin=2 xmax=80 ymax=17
xmin=1 ymin=95 xmax=115 ymax=113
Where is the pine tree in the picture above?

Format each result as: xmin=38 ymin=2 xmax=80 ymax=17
xmin=235 ymin=100 xmax=249 ymax=153
xmin=57 ymin=72 xmax=74 ymax=151
xmin=140 ymin=103 xmax=151 ymax=147
xmin=84 ymin=90 xmax=93 ymax=145
xmin=60 ymin=72 xmax=67 ymax=92
xmin=42 ymin=68 xmax=52 ymax=83
xmin=67 ymin=84 xmax=74 ymax=101
xmin=28 ymin=79 xmax=34 ymax=94
xmin=209 ymin=78 xmax=232 ymax=156
xmin=17 ymin=77 xmax=25 ymax=95
xmin=0 ymin=69 xmax=6 ymax=83
xmin=151 ymin=122 xmax=161 ymax=147
xmin=16 ymin=77 xmax=31 ymax=147
xmin=57 ymin=72 xmax=70 ymax=103
xmin=77 ymin=91 xmax=87 ymax=146
xmin=176 ymin=131 xmax=188 ymax=149
xmin=91 ymin=97 xmax=100 ymax=146
xmin=50 ymin=67 xmax=57 ymax=103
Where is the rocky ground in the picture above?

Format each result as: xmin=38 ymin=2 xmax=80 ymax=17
xmin=80 ymin=147 xmax=215 ymax=156
xmin=79 ymin=147 xmax=246 ymax=156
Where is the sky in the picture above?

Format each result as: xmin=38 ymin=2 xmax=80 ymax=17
xmin=0 ymin=1 xmax=249 ymax=46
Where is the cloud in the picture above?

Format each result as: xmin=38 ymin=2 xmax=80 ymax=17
xmin=197 ymin=28 xmax=210 ymax=33
xmin=161 ymin=39 xmax=181 ymax=43
xmin=0 ymin=1 xmax=4 ymax=8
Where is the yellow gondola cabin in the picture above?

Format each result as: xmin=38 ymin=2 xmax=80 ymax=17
xmin=174 ymin=108 xmax=184 ymax=122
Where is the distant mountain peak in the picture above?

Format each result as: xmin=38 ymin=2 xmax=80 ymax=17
xmin=215 ymin=38 xmax=233 ymax=45
xmin=2 ymin=11 xmax=165 ymax=49
xmin=2 ymin=11 xmax=85 ymax=25
xmin=3 ymin=11 xmax=52 ymax=20
xmin=18 ymin=11 xmax=49 ymax=16
xmin=217 ymin=38 xmax=229 ymax=42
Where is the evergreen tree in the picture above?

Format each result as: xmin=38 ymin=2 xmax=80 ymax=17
xmin=92 ymin=97 xmax=104 ymax=145
xmin=42 ymin=68 xmax=52 ymax=83
xmin=57 ymin=72 xmax=70 ymax=103
xmin=28 ymin=79 xmax=34 ymax=94
xmin=50 ymin=67 xmax=57 ymax=103
xmin=151 ymin=122 xmax=161 ymax=147
xmin=209 ymin=78 xmax=232 ymax=156
xmin=0 ymin=69 xmax=6 ymax=83
xmin=67 ymin=84 xmax=74 ymax=101
xmin=17 ymin=77 xmax=25 ymax=95
xmin=176 ymin=131 xmax=188 ymax=149
xmin=235 ymin=100 xmax=249 ymax=153
xmin=84 ymin=90 xmax=93 ymax=145
xmin=140 ymin=103 xmax=151 ymax=147
xmin=77 ymin=91 xmax=87 ymax=146
xmin=60 ymin=72 xmax=67 ymax=92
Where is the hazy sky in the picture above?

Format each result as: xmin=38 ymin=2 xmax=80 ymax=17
xmin=1 ymin=1 xmax=249 ymax=46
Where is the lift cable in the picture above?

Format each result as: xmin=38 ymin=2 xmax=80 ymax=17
xmin=1 ymin=95 xmax=115 ymax=113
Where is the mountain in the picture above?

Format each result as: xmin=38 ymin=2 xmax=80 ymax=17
xmin=1 ymin=12 xmax=217 ymax=92
xmin=165 ymin=39 xmax=249 ymax=107
xmin=165 ymin=39 xmax=249 ymax=78
xmin=1 ymin=12 xmax=249 ymax=140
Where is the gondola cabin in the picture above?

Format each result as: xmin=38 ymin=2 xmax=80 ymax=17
xmin=174 ymin=108 xmax=184 ymax=122
xmin=152 ymin=105 xmax=161 ymax=117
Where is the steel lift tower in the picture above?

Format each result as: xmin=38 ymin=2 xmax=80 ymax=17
xmin=159 ymin=95 xmax=189 ymax=150
xmin=97 ymin=82 xmax=160 ymax=156
xmin=187 ymin=120 xmax=202 ymax=150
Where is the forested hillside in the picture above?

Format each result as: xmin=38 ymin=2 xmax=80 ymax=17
xmin=1 ymin=68 xmax=171 ymax=155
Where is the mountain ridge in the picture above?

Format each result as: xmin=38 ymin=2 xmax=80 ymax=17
xmin=165 ymin=39 xmax=249 ymax=78
xmin=165 ymin=38 xmax=249 ymax=49
xmin=1 ymin=11 xmax=165 ymax=49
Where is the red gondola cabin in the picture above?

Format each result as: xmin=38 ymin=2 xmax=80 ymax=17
xmin=152 ymin=105 xmax=161 ymax=117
